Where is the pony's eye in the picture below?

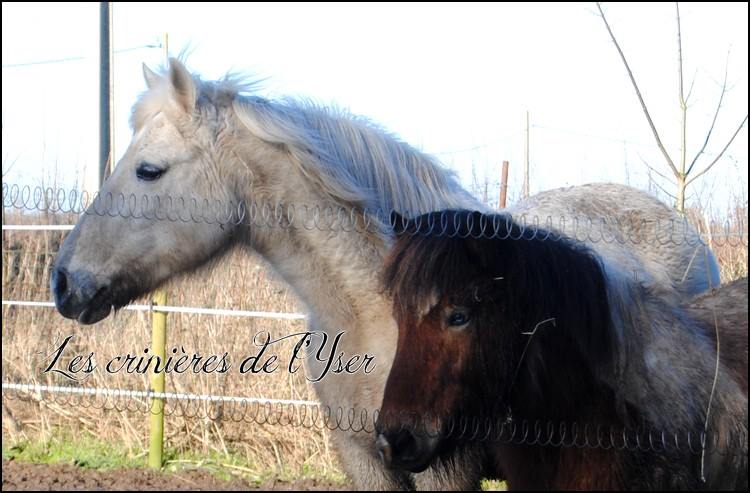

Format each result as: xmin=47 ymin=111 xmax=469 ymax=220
xmin=447 ymin=310 xmax=470 ymax=327
xmin=136 ymin=163 xmax=164 ymax=181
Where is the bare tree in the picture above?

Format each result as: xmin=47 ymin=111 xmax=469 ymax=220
xmin=597 ymin=2 xmax=748 ymax=213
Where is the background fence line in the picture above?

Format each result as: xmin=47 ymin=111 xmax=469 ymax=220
xmin=1 ymin=382 xmax=319 ymax=408
xmin=2 ymin=300 xmax=307 ymax=320
xmin=2 ymin=224 xmax=75 ymax=231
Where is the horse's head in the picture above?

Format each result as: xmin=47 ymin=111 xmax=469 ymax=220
xmin=52 ymin=59 xmax=244 ymax=323
xmin=375 ymin=210 xmax=517 ymax=472
xmin=375 ymin=210 xmax=613 ymax=473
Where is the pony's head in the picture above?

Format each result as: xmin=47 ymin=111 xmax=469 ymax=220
xmin=375 ymin=210 xmax=613 ymax=473
xmin=51 ymin=59 xmax=247 ymax=323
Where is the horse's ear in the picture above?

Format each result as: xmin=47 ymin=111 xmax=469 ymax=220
xmin=142 ymin=63 xmax=161 ymax=89
xmin=390 ymin=211 xmax=411 ymax=236
xmin=168 ymin=58 xmax=196 ymax=113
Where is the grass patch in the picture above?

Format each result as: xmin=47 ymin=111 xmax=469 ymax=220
xmin=2 ymin=428 xmax=347 ymax=486
xmin=482 ymin=478 xmax=508 ymax=491
xmin=161 ymin=453 xmax=346 ymax=486
xmin=3 ymin=429 xmax=505 ymax=489
xmin=3 ymin=429 xmax=144 ymax=470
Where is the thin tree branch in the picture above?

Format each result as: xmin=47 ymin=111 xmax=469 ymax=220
xmin=640 ymin=156 xmax=678 ymax=200
xmin=1 ymin=155 xmax=19 ymax=179
xmin=650 ymin=175 xmax=678 ymax=201
xmin=686 ymin=51 xmax=730 ymax=176
xmin=596 ymin=2 xmax=679 ymax=178
xmin=677 ymin=2 xmax=687 ymax=176
xmin=638 ymin=153 xmax=677 ymax=185
xmin=685 ymin=68 xmax=698 ymax=104
xmin=686 ymin=115 xmax=748 ymax=186
xmin=677 ymin=2 xmax=684 ymax=103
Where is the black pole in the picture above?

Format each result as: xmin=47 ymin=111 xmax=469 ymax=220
xmin=99 ymin=2 xmax=111 ymax=187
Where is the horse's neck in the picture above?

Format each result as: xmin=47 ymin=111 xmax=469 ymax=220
xmin=232 ymin=153 xmax=387 ymax=340
xmin=232 ymin=139 xmax=476 ymax=335
xmin=243 ymin=217 xmax=387 ymax=332
xmin=494 ymin=442 xmax=628 ymax=490
xmin=569 ymin=262 xmax=739 ymax=436
xmin=605 ymin=271 xmax=730 ymax=431
xmin=249 ymin=220 xmax=405 ymax=405
xmin=509 ymin=343 xmax=616 ymax=423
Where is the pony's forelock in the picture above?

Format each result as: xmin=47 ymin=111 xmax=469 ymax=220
xmin=383 ymin=210 xmax=617 ymax=400
xmin=383 ymin=233 xmax=483 ymax=321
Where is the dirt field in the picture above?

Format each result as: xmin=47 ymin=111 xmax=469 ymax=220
xmin=1 ymin=460 xmax=349 ymax=491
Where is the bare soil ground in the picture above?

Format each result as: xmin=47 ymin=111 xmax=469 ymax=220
xmin=1 ymin=460 xmax=349 ymax=491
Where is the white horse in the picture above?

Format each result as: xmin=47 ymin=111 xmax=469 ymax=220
xmin=51 ymin=59 xmax=719 ymax=489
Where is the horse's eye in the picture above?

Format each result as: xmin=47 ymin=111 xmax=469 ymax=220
xmin=447 ymin=310 xmax=470 ymax=328
xmin=136 ymin=163 xmax=164 ymax=181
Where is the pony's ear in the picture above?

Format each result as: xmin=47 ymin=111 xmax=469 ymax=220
xmin=455 ymin=210 xmax=497 ymax=239
xmin=168 ymin=58 xmax=196 ymax=113
xmin=390 ymin=211 xmax=412 ymax=236
xmin=142 ymin=63 xmax=161 ymax=89
xmin=467 ymin=210 xmax=486 ymax=235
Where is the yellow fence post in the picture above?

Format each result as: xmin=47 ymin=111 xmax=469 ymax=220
xmin=148 ymin=289 xmax=168 ymax=469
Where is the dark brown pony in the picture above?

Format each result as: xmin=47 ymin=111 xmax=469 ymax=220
xmin=376 ymin=210 xmax=747 ymax=490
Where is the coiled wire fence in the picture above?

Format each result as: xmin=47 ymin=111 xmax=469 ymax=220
xmin=2 ymin=183 xmax=747 ymax=462
xmin=2 ymin=382 xmax=747 ymax=456
xmin=3 ymin=183 xmax=747 ymax=245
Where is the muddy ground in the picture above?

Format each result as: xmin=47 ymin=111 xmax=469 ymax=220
xmin=2 ymin=460 xmax=349 ymax=491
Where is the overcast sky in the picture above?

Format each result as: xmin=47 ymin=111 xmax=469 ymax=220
xmin=2 ymin=2 xmax=748 ymax=214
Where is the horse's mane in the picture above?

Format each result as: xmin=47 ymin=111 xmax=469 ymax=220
xmin=232 ymin=95 xmax=478 ymax=215
xmin=133 ymin=62 xmax=478 ymax=217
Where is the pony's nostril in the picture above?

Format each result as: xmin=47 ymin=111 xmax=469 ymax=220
xmin=394 ymin=429 xmax=416 ymax=453
xmin=379 ymin=427 xmax=439 ymax=473
xmin=376 ymin=429 xmax=419 ymax=469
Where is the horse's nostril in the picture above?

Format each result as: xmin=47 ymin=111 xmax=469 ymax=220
xmin=51 ymin=267 xmax=68 ymax=297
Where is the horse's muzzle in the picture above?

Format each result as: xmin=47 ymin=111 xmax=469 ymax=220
xmin=375 ymin=427 xmax=441 ymax=473
xmin=51 ymin=266 xmax=113 ymax=324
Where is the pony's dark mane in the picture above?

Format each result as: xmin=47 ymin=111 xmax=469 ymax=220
xmin=383 ymin=210 xmax=615 ymax=408
xmin=381 ymin=210 xmax=747 ymax=489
